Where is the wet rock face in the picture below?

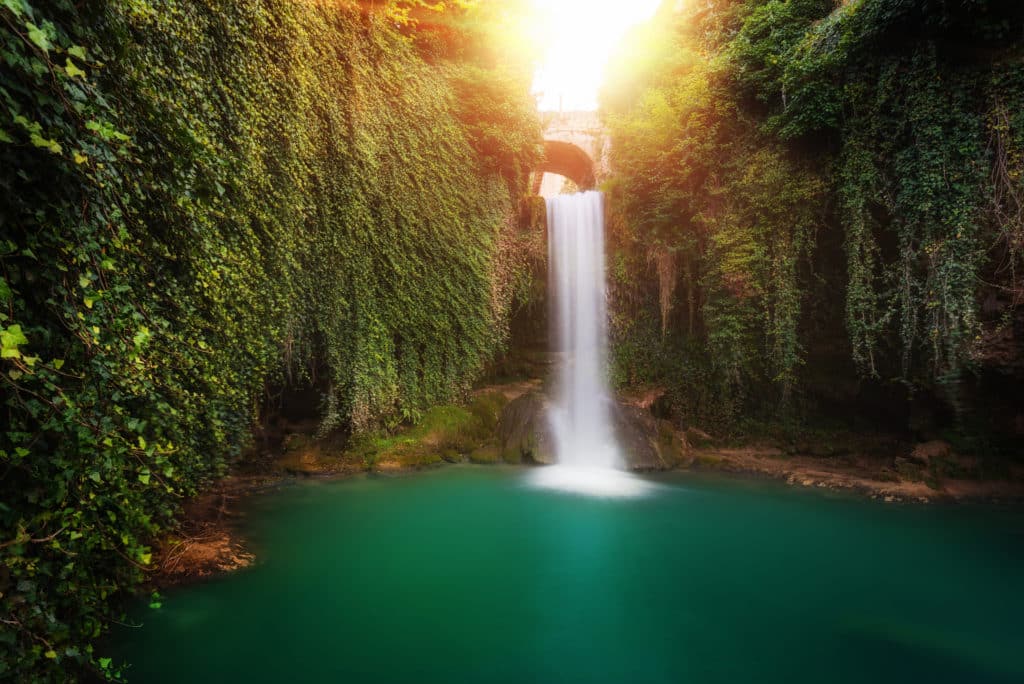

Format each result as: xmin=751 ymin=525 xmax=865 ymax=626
xmin=612 ymin=405 xmax=686 ymax=471
xmin=497 ymin=392 xmax=556 ymax=465
xmin=497 ymin=391 xmax=686 ymax=471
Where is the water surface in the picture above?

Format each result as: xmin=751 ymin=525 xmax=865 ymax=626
xmin=115 ymin=467 xmax=1024 ymax=683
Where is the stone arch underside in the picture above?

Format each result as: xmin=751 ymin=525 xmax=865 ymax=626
xmin=532 ymin=140 xmax=596 ymax=193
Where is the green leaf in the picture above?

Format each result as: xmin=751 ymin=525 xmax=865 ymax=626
xmin=28 ymin=132 xmax=61 ymax=155
xmin=138 ymin=472 xmax=150 ymax=485
xmin=1 ymin=324 xmax=28 ymax=358
xmin=67 ymin=45 xmax=88 ymax=60
xmin=44 ymin=650 xmax=56 ymax=659
xmin=133 ymin=327 xmax=150 ymax=347
xmin=2 ymin=0 xmax=25 ymax=18
xmin=98 ymin=657 xmax=111 ymax=669
xmin=64 ymin=58 xmax=87 ymax=79
xmin=26 ymin=22 xmax=49 ymax=53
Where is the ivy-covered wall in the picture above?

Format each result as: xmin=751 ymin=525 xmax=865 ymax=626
xmin=0 ymin=0 xmax=539 ymax=679
xmin=602 ymin=0 xmax=1024 ymax=441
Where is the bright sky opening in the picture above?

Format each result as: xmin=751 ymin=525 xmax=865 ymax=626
xmin=531 ymin=0 xmax=663 ymax=112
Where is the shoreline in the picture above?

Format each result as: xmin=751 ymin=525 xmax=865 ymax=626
xmin=152 ymin=442 xmax=1024 ymax=588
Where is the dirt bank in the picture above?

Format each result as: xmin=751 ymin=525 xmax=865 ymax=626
xmin=687 ymin=446 xmax=1024 ymax=503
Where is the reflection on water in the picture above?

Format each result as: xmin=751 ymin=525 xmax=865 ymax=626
xmin=526 ymin=465 xmax=656 ymax=498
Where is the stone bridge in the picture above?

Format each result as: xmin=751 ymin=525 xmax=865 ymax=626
xmin=531 ymin=111 xmax=609 ymax=195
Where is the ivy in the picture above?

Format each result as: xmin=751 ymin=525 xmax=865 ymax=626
xmin=0 ymin=0 xmax=539 ymax=679
xmin=603 ymin=0 xmax=1024 ymax=430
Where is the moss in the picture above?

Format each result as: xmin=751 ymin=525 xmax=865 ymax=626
xmin=468 ymin=391 xmax=509 ymax=433
xmin=656 ymin=421 xmax=685 ymax=467
xmin=346 ymin=400 xmax=502 ymax=469
xmin=469 ymin=445 xmax=502 ymax=464
xmin=417 ymin=405 xmax=487 ymax=451
xmin=395 ymin=451 xmax=444 ymax=468
xmin=502 ymin=447 xmax=524 ymax=464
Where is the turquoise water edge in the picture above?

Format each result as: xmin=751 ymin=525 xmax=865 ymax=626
xmin=114 ymin=467 xmax=1024 ymax=683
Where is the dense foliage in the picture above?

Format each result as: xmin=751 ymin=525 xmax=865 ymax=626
xmin=603 ymin=0 xmax=1024 ymax=436
xmin=0 ymin=0 xmax=539 ymax=679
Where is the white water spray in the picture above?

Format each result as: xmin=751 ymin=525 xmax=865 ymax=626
xmin=547 ymin=191 xmax=619 ymax=468
xmin=531 ymin=191 xmax=650 ymax=498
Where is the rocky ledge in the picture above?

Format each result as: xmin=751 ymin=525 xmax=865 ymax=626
xmin=496 ymin=390 xmax=687 ymax=470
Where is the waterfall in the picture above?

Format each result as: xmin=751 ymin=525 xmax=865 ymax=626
xmin=546 ymin=190 xmax=621 ymax=469
xmin=529 ymin=191 xmax=650 ymax=497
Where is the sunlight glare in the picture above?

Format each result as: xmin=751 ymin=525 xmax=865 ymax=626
xmin=531 ymin=0 xmax=663 ymax=112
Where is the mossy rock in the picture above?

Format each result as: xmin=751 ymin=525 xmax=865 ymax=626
xmin=497 ymin=392 xmax=556 ymax=464
xmin=502 ymin=448 xmax=525 ymax=464
xmin=469 ymin=444 xmax=502 ymax=464
xmin=345 ymin=400 xmax=503 ymax=469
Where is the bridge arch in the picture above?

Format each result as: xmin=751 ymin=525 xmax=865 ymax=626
xmin=533 ymin=140 xmax=596 ymax=193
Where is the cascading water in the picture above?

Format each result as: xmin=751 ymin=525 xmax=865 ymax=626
xmin=547 ymin=191 xmax=620 ymax=469
xmin=530 ymin=190 xmax=649 ymax=497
